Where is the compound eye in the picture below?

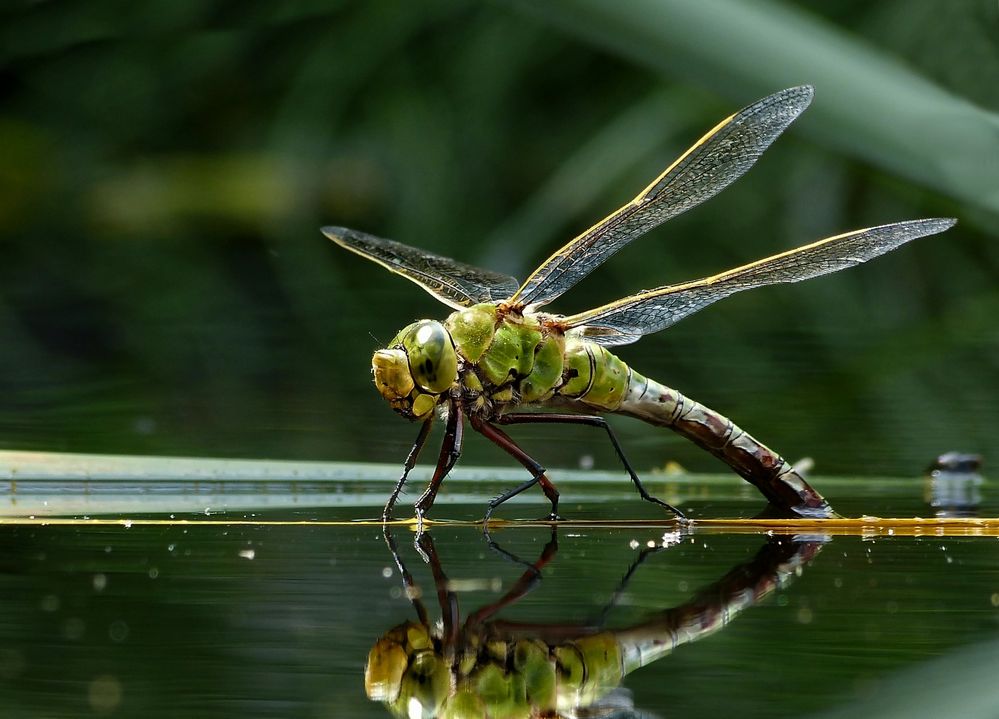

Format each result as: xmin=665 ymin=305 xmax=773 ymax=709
xmin=402 ymin=320 xmax=457 ymax=394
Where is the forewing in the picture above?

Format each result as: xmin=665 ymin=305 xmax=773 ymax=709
xmin=510 ymin=86 xmax=815 ymax=309
xmin=323 ymin=226 xmax=520 ymax=309
xmin=563 ymin=218 xmax=957 ymax=345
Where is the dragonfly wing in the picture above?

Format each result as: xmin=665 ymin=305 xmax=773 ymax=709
xmin=323 ymin=226 xmax=520 ymax=309
xmin=510 ymin=86 xmax=814 ymax=309
xmin=563 ymin=218 xmax=957 ymax=345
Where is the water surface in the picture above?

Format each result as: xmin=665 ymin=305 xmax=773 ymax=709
xmin=1 ymin=462 xmax=997 ymax=718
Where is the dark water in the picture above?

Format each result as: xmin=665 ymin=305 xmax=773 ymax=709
xmin=1 ymin=470 xmax=998 ymax=719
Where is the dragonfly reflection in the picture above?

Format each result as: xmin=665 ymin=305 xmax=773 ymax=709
xmin=365 ymin=530 xmax=824 ymax=718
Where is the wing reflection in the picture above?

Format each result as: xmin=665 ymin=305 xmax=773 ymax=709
xmin=365 ymin=529 xmax=824 ymax=718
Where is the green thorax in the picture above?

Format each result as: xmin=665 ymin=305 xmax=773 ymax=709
xmin=366 ymin=620 xmax=625 ymax=719
xmin=444 ymin=303 xmax=566 ymax=408
xmin=443 ymin=303 xmax=636 ymax=413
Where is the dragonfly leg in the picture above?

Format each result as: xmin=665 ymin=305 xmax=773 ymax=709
xmin=381 ymin=527 xmax=430 ymax=626
xmin=413 ymin=400 xmax=464 ymax=522
xmin=469 ymin=414 xmax=562 ymax=522
xmin=383 ymin=418 xmax=434 ymax=522
xmin=466 ymin=528 xmax=559 ymax=628
xmin=591 ymin=539 xmax=676 ymax=628
xmin=414 ymin=531 xmax=460 ymax=646
xmin=494 ymin=412 xmax=685 ymax=519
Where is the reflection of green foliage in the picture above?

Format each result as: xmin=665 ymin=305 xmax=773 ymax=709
xmin=0 ymin=1 xmax=996 ymax=475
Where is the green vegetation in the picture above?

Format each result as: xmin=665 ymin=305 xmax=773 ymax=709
xmin=1 ymin=1 xmax=996 ymax=478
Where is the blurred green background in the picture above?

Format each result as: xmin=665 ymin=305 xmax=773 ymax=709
xmin=1 ymin=0 xmax=997 ymax=478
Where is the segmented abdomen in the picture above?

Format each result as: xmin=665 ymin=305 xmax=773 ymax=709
xmin=557 ymin=338 xmax=834 ymax=518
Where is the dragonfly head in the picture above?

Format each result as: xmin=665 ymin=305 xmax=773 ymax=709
xmin=372 ymin=320 xmax=458 ymax=421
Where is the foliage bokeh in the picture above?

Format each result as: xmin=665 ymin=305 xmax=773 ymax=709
xmin=1 ymin=0 xmax=997 ymax=478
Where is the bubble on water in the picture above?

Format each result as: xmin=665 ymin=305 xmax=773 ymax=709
xmin=238 ymin=549 xmax=255 ymax=560
xmin=382 ymin=567 xmax=393 ymax=578
xmin=628 ymin=540 xmax=640 ymax=550
xmin=92 ymin=574 xmax=107 ymax=592
xmin=660 ymin=530 xmax=681 ymax=548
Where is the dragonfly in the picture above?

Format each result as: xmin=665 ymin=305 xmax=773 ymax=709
xmin=366 ymin=529 xmax=822 ymax=718
xmin=323 ymin=85 xmax=956 ymax=523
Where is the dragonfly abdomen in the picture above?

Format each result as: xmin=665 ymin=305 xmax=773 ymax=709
xmin=555 ymin=338 xmax=631 ymax=410
xmin=615 ymin=538 xmax=823 ymax=675
xmin=614 ymin=365 xmax=835 ymax=518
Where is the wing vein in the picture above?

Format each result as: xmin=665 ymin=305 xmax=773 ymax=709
xmin=563 ymin=218 xmax=957 ymax=345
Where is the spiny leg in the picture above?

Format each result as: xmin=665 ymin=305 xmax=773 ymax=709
xmin=469 ymin=413 xmax=562 ymax=522
xmin=382 ymin=418 xmax=433 ymax=522
xmin=494 ymin=412 xmax=685 ymax=519
xmin=413 ymin=399 xmax=464 ymax=523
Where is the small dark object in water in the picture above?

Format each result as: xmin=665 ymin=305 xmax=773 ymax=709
xmin=928 ymin=452 xmax=982 ymax=474
xmin=925 ymin=452 xmax=984 ymax=518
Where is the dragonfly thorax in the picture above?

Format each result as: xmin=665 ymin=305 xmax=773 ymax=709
xmin=445 ymin=303 xmax=567 ymax=413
